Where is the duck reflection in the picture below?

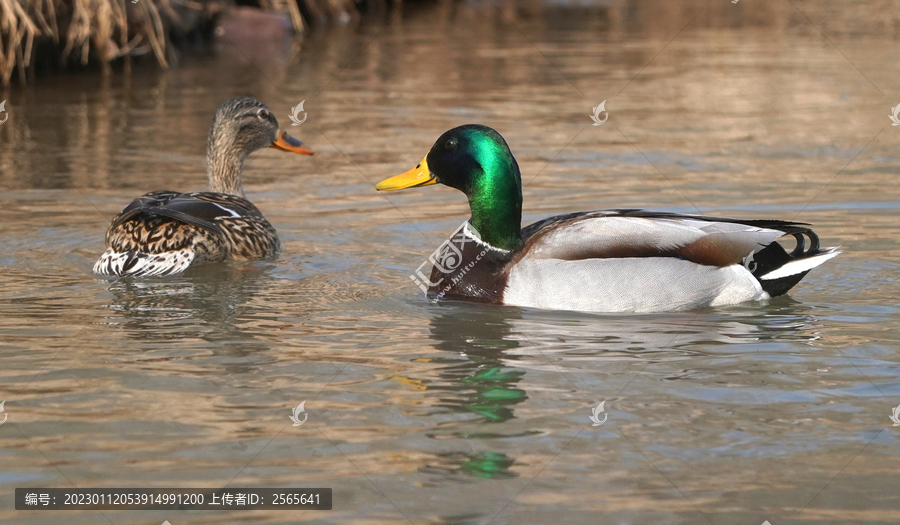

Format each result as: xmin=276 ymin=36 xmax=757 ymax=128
xmin=416 ymin=306 xmax=531 ymax=482
xmin=100 ymin=262 xmax=285 ymax=373
xmin=425 ymin=306 xmax=530 ymax=427
xmin=420 ymin=451 xmax=518 ymax=483
xmin=413 ymin=298 xmax=823 ymax=483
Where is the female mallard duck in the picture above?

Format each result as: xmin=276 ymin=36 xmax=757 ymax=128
xmin=93 ymin=97 xmax=313 ymax=277
xmin=376 ymin=124 xmax=840 ymax=313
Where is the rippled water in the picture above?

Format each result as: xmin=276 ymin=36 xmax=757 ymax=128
xmin=2 ymin=0 xmax=900 ymax=523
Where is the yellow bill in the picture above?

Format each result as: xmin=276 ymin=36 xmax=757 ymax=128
xmin=376 ymin=157 xmax=438 ymax=191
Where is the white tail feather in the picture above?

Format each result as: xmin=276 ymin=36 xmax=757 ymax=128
xmin=759 ymin=249 xmax=841 ymax=280
xmin=93 ymin=248 xmax=195 ymax=277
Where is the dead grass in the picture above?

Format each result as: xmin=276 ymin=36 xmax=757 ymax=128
xmin=0 ymin=0 xmax=175 ymax=84
xmin=0 ymin=0 xmax=341 ymax=85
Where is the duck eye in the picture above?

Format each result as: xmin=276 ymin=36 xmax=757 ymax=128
xmin=257 ymin=109 xmax=270 ymax=120
xmin=445 ymin=138 xmax=458 ymax=151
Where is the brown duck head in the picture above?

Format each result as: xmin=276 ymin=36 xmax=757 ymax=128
xmin=206 ymin=97 xmax=313 ymax=196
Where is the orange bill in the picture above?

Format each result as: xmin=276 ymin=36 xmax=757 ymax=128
xmin=271 ymin=131 xmax=314 ymax=155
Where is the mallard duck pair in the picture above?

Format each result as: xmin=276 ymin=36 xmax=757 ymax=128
xmin=94 ymin=102 xmax=839 ymax=313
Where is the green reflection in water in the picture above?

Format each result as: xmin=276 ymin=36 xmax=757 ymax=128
xmin=415 ymin=307 xmax=532 ymax=481
xmin=459 ymin=452 xmax=517 ymax=480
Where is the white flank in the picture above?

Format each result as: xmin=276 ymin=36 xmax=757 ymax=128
xmin=504 ymin=258 xmax=767 ymax=313
xmin=759 ymin=249 xmax=841 ymax=281
xmin=93 ymin=248 xmax=195 ymax=277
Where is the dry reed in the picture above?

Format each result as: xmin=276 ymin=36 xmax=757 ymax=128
xmin=0 ymin=0 xmax=341 ymax=86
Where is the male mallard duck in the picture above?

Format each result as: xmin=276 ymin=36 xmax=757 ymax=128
xmin=376 ymin=124 xmax=840 ymax=313
xmin=93 ymin=97 xmax=313 ymax=277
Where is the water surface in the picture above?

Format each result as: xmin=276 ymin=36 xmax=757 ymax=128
xmin=1 ymin=0 xmax=899 ymax=523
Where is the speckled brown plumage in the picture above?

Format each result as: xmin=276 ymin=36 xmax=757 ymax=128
xmin=94 ymin=97 xmax=311 ymax=277
xmin=97 ymin=190 xmax=280 ymax=276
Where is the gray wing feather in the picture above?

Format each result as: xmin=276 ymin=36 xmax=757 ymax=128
xmin=521 ymin=217 xmax=784 ymax=264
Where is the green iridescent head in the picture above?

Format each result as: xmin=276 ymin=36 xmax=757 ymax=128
xmin=377 ymin=125 xmax=524 ymax=251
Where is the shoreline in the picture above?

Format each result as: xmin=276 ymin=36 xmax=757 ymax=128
xmin=0 ymin=0 xmax=388 ymax=87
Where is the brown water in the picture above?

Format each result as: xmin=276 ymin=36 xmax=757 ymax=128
xmin=2 ymin=0 xmax=900 ymax=523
